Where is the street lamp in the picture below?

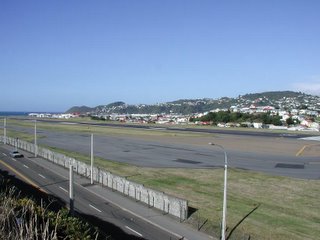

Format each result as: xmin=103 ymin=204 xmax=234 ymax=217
xmin=3 ymin=118 xmax=6 ymax=144
xmin=69 ymin=163 xmax=74 ymax=215
xmin=34 ymin=120 xmax=37 ymax=157
xmin=90 ymin=133 xmax=94 ymax=184
xmin=209 ymin=142 xmax=228 ymax=240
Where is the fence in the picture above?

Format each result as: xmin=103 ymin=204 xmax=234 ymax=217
xmin=1 ymin=136 xmax=188 ymax=220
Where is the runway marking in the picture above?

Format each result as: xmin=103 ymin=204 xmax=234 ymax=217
xmin=296 ymin=145 xmax=307 ymax=156
xmin=59 ymin=186 xmax=68 ymax=193
xmin=38 ymin=174 xmax=46 ymax=179
xmin=300 ymin=136 xmax=320 ymax=141
xmin=89 ymin=204 xmax=102 ymax=213
xmin=0 ymin=159 xmax=48 ymax=194
xmin=23 ymin=164 xmax=29 ymax=169
xmin=147 ymin=127 xmax=166 ymax=131
xmin=125 ymin=226 xmax=143 ymax=237
xmin=309 ymin=162 xmax=320 ymax=165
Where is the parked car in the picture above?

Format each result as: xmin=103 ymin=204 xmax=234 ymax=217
xmin=10 ymin=151 xmax=24 ymax=158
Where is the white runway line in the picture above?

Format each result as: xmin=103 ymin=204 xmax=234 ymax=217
xmin=300 ymin=136 xmax=320 ymax=141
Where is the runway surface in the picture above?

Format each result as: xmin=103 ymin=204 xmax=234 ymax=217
xmin=8 ymin=122 xmax=320 ymax=180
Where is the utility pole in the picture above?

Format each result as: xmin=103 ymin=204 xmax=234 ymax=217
xmin=222 ymin=149 xmax=228 ymax=240
xmin=69 ymin=163 xmax=74 ymax=215
xmin=91 ymin=133 xmax=94 ymax=184
xmin=3 ymin=118 xmax=6 ymax=144
xmin=34 ymin=120 xmax=37 ymax=157
xmin=209 ymin=143 xmax=228 ymax=240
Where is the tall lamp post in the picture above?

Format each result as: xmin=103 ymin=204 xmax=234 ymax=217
xmin=34 ymin=120 xmax=37 ymax=157
xmin=209 ymin=143 xmax=228 ymax=240
xmin=69 ymin=163 xmax=74 ymax=215
xmin=90 ymin=133 xmax=94 ymax=185
xmin=3 ymin=118 xmax=6 ymax=144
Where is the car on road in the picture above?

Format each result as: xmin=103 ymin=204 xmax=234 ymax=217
xmin=10 ymin=151 xmax=24 ymax=158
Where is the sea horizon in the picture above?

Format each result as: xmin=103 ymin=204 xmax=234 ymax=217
xmin=0 ymin=111 xmax=63 ymax=117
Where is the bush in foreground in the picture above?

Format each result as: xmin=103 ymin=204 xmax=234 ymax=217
xmin=0 ymin=180 xmax=99 ymax=240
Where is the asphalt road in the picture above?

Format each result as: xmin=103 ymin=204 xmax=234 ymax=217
xmin=0 ymin=145 xmax=212 ymax=240
xmin=6 ymin=120 xmax=320 ymax=179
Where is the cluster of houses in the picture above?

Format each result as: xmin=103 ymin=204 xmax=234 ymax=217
xmin=28 ymin=113 xmax=78 ymax=119
xmin=193 ymin=105 xmax=320 ymax=131
xmin=28 ymin=104 xmax=320 ymax=132
xmin=95 ymin=105 xmax=320 ymax=132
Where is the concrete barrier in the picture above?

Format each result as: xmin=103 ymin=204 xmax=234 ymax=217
xmin=2 ymin=136 xmax=188 ymax=220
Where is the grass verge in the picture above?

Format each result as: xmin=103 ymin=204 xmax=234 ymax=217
xmin=44 ymin=146 xmax=320 ymax=240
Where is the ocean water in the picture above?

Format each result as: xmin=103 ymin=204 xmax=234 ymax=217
xmin=0 ymin=112 xmax=63 ymax=117
xmin=0 ymin=112 xmax=30 ymax=117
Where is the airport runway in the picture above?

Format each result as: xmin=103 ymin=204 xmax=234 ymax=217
xmin=31 ymin=118 xmax=315 ymax=139
xmin=8 ymin=123 xmax=320 ymax=180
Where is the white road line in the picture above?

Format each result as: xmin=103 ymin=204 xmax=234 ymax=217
xmin=11 ymin=158 xmax=17 ymax=162
xmin=82 ymin=185 xmax=184 ymax=239
xmin=125 ymin=226 xmax=143 ymax=237
xmin=23 ymin=164 xmax=29 ymax=168
xmin=25 ymin=158 xmax=185 ymax=240
xmin=89 ymin=204 xmax=102 ymax=213
xmin=38 ymin=174 xmax=46 ymax=179
xmin=59 ymin=186 xmax=68 ymax=193
xmin=2 ymin=153 xmax=7 ymax=156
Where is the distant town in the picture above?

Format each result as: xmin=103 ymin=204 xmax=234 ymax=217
xmin=29 ymin=91 xmax=320 ymax=132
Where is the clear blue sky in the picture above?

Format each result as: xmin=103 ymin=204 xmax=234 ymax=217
xmin=1 ymin=0 xmax=319 ymax=112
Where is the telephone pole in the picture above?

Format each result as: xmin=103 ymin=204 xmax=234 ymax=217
xmin=91 ymin=133 xmax=94 ymax=184
xmin=69 ymin=163 xmax=74 ymax=215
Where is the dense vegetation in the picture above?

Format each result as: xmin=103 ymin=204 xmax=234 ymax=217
xmin=190 ymin=111 xmax=283 ymax=126
xmin=0 ymin=182 xmax=99 ymax=239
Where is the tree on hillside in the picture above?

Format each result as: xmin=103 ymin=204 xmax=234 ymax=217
xmin=192 ymin=111 xmax=285 ymax=126
xmin=286 ymin=117 xmax=295 ymax=125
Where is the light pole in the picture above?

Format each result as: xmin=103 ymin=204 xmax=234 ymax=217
xmin=209 ymin=143 xmax=228 ymax=240
xmin=3 ymin=118 xmax=6 ymax=144
xmin=90 ymin=133 xmax=94 ymax=184
xmin=69 ymin=163 xmax=74 ymax=215
xmin=34 ymin=120 xmax=37 ymax=157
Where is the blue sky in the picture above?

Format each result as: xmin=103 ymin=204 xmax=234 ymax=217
xmin=1 ymin=0 xmax=320 ymax=112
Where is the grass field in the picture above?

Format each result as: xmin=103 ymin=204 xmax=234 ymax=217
xmin=1 ymin=118 xmax=320 ymax=239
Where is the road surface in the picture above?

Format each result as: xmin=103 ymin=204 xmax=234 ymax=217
xmin=0 ymin=145 xmax=213 ymax=240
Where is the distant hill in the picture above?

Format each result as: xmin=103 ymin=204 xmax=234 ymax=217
xmin=65 ymin=91 xmax=320 ymax=115
xmin=66 ymin=106 xmax=93 ymax=114
xmin=241 ymin=91 xmax=301 ymax=100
